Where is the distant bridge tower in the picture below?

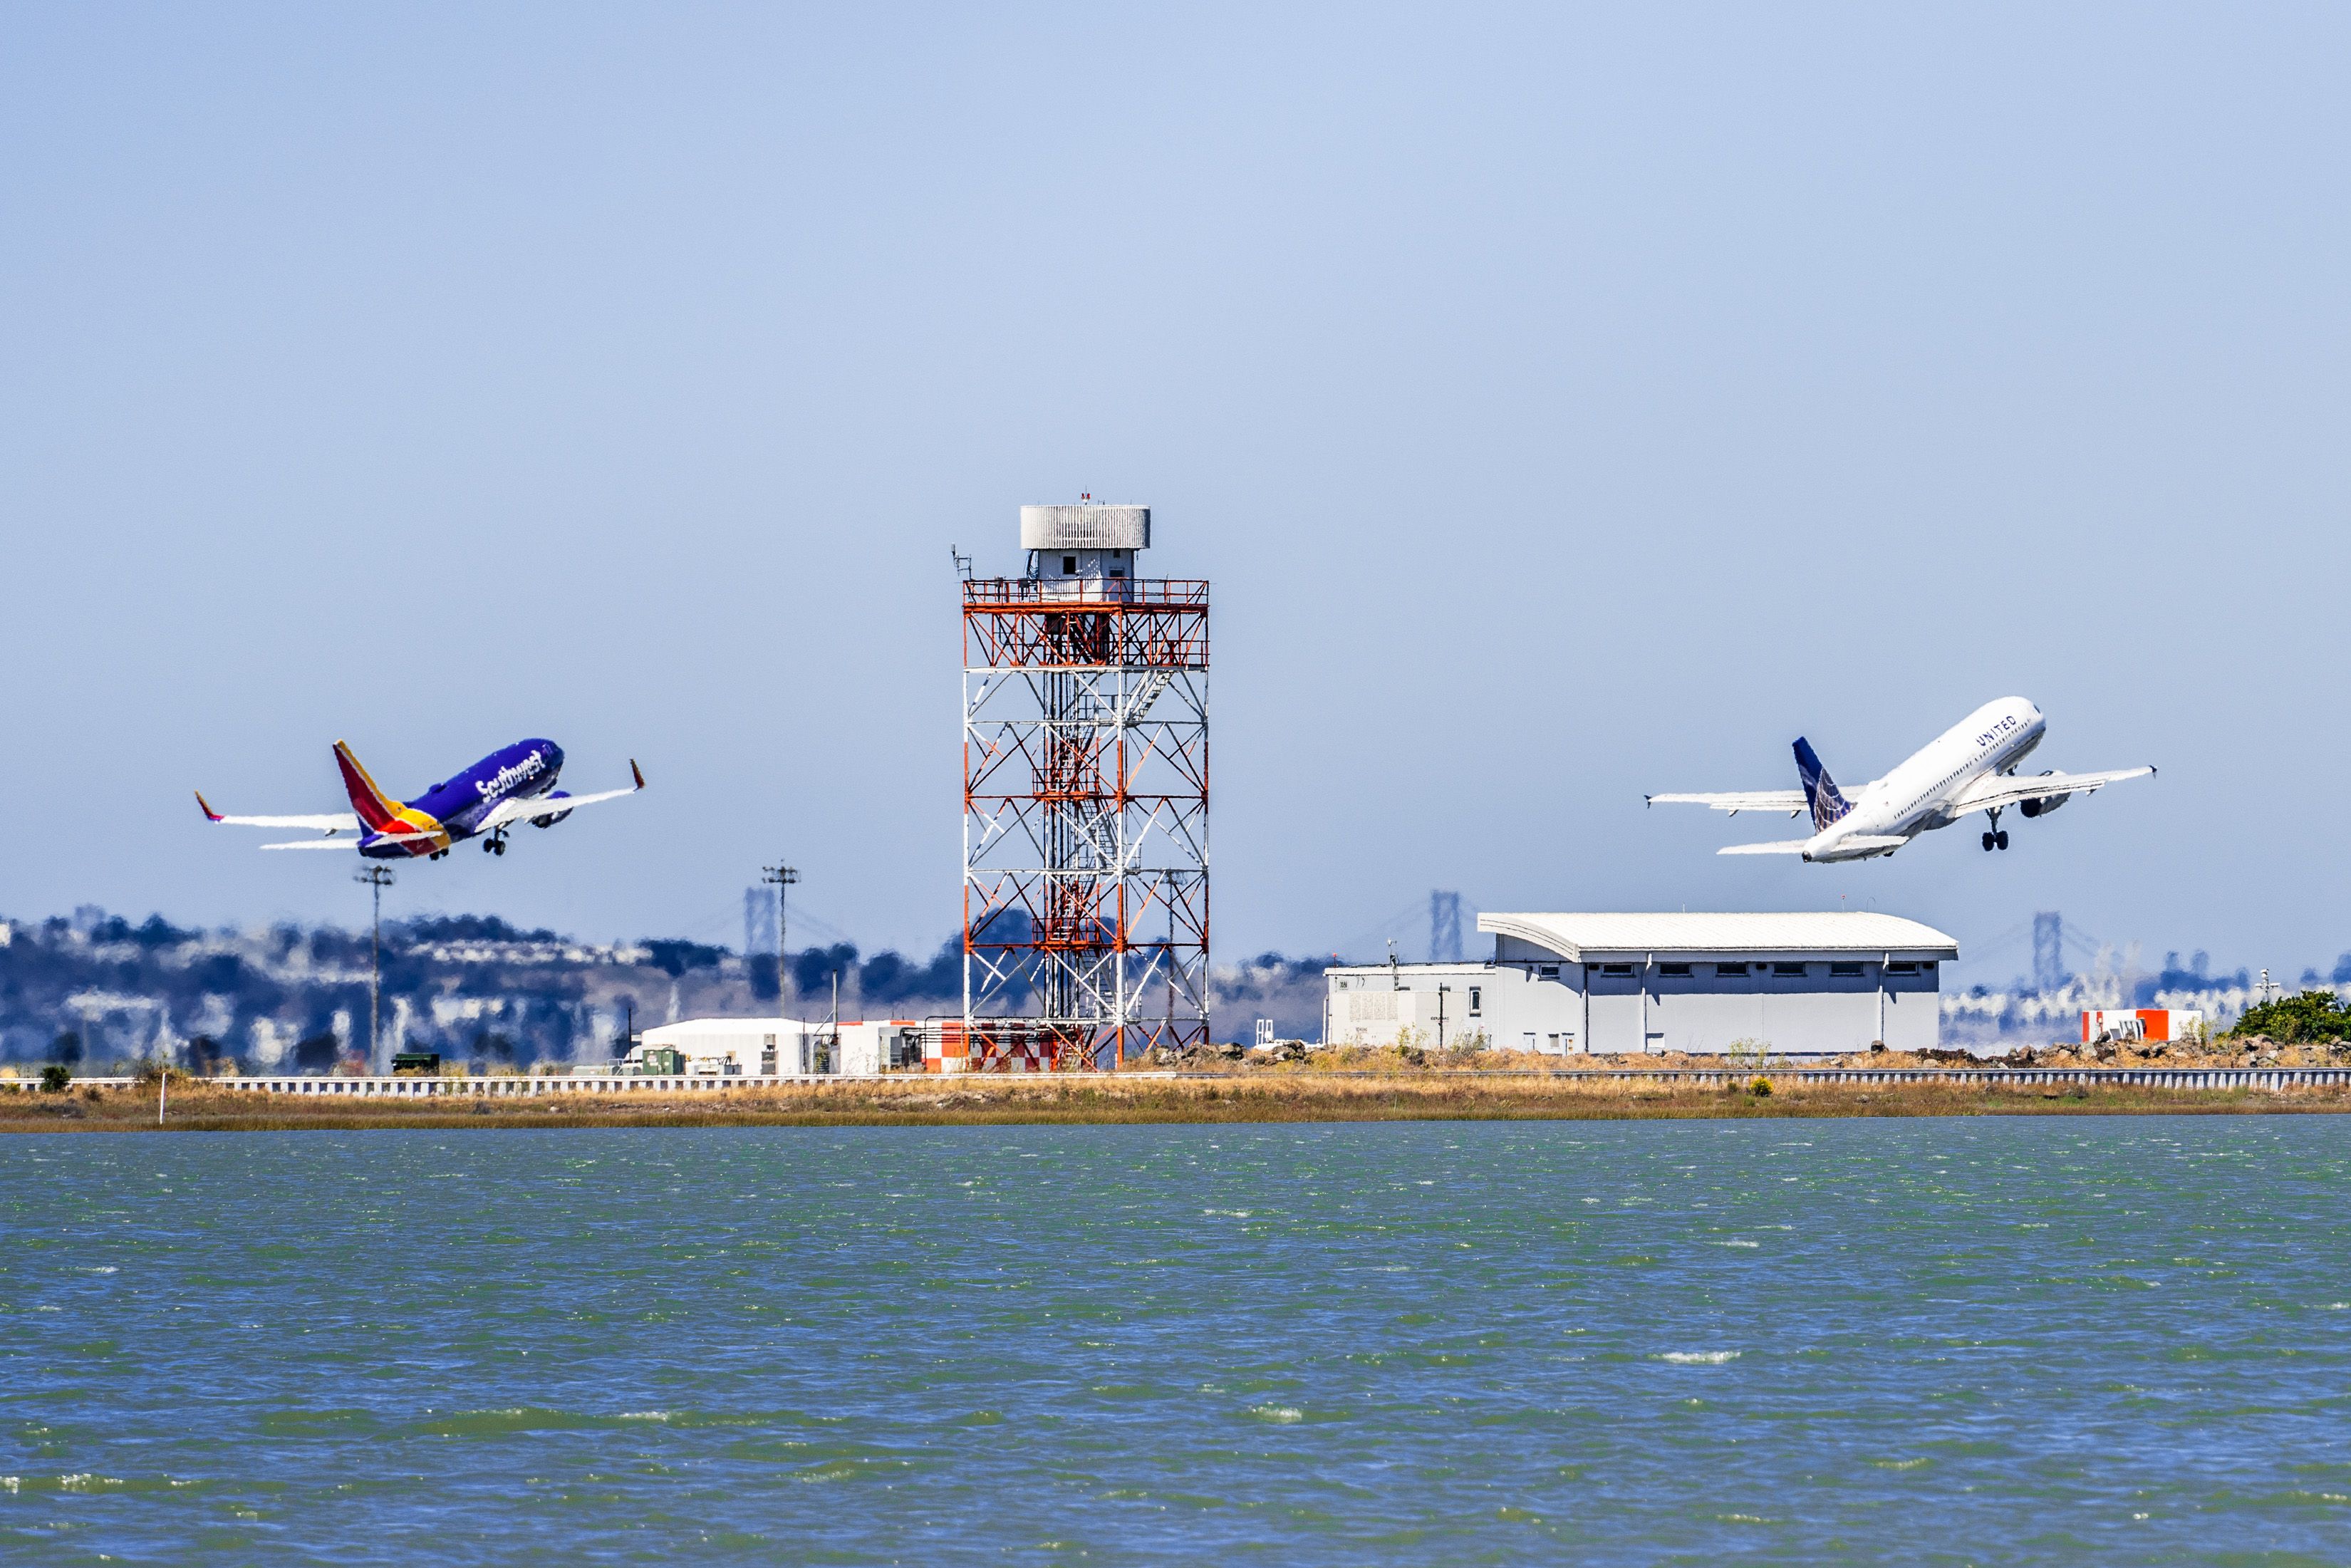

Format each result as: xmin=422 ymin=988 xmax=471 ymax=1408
xmin=1430 ymin=890 xmax=1463 ymax=963
xmin=962 ymin=502 xmax=1210 ymax=1069
xmin=2033 ymin=911 xmax=2066 ymax=993
xmin=743 ymin=887 xmax=777 ymax=959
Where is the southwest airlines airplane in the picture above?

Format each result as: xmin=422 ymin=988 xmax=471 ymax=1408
xmin=1648 ymin=697 xmax=2152 ymax=863
xmin=197 ymin=739 xmax=643 ymax=860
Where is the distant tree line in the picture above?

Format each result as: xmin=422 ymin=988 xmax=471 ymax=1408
xmin=0 ymin=905 xmax=1344 ymax=1069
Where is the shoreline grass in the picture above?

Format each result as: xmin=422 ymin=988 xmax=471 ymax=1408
xmin=5 ymin=1074 xmax=2350 ymax=1133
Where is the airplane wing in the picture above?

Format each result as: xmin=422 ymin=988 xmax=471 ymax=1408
xmin=476 ymin=760 xmax=646 ymax=833
xmin=196 ymin=793 xmax=361 ymax=834
xmin=1647 ymin=790 xmax=1810 ymax=817
xmin=1947 ymin=766 xmax=2155 ymax=815
xmin=1717 ymin=838 xmax=1812 ymax=855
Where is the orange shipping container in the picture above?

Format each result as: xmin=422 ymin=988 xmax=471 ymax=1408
xmin=2082 ymin=1008 xmax=2204 ymax=1044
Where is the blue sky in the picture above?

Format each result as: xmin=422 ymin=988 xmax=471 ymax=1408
xmin=4 ymin=5 xmax=2345 ymax=985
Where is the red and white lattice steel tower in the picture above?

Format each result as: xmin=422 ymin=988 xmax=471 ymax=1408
xmin=962 ymin=503 xmax=1209 ymax=1069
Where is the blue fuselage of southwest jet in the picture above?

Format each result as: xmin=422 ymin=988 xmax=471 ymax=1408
xmin=352 ymin=739 xmax=567 ymax=859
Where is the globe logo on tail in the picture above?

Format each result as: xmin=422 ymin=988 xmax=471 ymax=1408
xmin=1792 ymin=738 xmax=1852 ymax=833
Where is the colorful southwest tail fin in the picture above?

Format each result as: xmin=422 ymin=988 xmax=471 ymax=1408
xmin=1792 ymin=737 xmax=1852 ymax=833
xmin=332 ymin=740 xmax=402 ymax=833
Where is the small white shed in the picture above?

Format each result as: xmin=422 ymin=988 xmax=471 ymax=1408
xmin=630 ymin=1017 xmax=925 ymax=1076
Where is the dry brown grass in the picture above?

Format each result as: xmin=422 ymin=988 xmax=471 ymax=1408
xmin=1 ymin=1071 xmax=2347 ymax=1133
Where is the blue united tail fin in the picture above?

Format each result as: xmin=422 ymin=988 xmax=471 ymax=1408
xmin=1792 ymin=737 xmax=1852 ymax=832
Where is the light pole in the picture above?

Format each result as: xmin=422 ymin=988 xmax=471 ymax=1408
xmin=355 ymin=865 xmax=395 ymax=1069
xmin=760 ymin=863 xmax=798 ymax=1009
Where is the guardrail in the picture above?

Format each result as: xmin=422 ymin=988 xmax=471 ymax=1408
xmin=0 ymin=1074 xmax=897 ymax=1096
xmin=4 ymin=1066 xmax=2343 ymax=1095
xmin=1161 ymin=1066 xmax=2351 ymax=1091
xmin=962 ymin=578 xmax=1209 ymax=607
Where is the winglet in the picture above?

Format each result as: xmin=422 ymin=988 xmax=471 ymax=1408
xmin=630 ymin=759 xmax=645 ymax=790
xmin=195 ymin=790 xmax=222 ymax=823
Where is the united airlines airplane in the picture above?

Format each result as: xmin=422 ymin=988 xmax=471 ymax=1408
xmin=1647 ymin=697 xmax=2152 ymax=862
xmin=197 ymin=739 xmax=643 ymax=860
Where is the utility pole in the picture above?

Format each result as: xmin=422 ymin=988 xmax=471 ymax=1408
xmin=355 ymin=866 xmax=395 ymax=1069
xmin=760 ymin=863 xmax=799 ymax=1008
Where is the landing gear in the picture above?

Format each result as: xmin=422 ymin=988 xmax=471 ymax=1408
xmin=1981 ymin=809 xmax=2008 ymax=852
xmin=1996 ymin=830 xmax=2009 ymax=851
xmin=483 ymin=831 xmax=507 ymax=857
xmin=1982 ymin=831 xmax=1996 ymax=851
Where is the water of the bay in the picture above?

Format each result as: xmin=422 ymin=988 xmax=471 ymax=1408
xmin=3 ymin=1116 xmax=2349 ymax=1564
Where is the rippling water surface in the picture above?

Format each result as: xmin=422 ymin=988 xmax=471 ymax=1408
xmin=4 ymin=1118 xmax=2350 ymax=1563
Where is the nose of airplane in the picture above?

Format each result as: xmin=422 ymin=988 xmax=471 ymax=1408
xmin=544 ymin=742 xmax=566 ymax=773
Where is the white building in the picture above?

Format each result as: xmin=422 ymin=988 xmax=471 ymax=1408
xmin=630 ymin=1018 xmax=813 ymax=1076
xmin=628 ymin=1017 xmax=925 ymax=1076
xmin=1324 ymin=912 xmax=1958 ymax=1056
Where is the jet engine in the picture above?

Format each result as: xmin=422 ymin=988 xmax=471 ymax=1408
xmin=529 ymin=790 xmax=574 ymax=829
xmin=2018 ymin=770 xmax=2070 ymax=819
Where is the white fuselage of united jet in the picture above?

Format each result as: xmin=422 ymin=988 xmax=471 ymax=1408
xmin=1648 ymin=697 xmax=2154 ymax=863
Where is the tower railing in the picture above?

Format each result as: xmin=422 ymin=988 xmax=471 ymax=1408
xmin=962 ymin=578 xmax=1209 ymax=606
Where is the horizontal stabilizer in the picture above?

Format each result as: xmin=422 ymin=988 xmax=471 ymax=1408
xmin=261 ymin=839 xmax=358 ymax=852
xmin=1648 ymin=790 xmax=1808 ymax=816
xmin=1718 ymin=839 xmax=1812 ymax=856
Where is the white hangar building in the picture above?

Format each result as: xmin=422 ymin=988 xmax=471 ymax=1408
xmin=1324 ymin=912 xmax=1959 ymax=1056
